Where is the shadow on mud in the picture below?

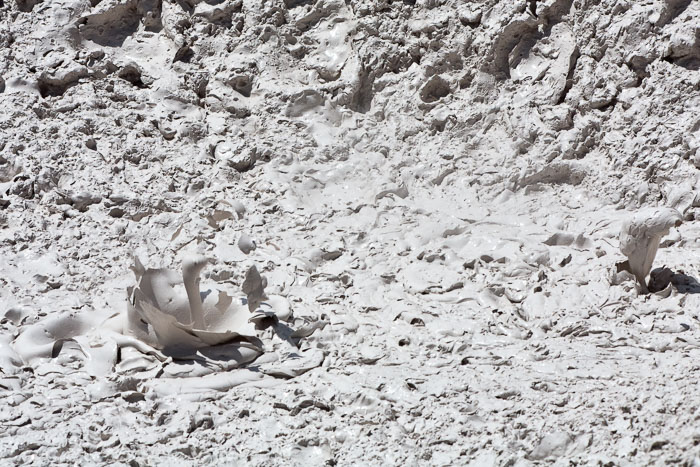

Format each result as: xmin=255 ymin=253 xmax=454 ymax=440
xmin=648 ymin=267 xmax=700 ymax=294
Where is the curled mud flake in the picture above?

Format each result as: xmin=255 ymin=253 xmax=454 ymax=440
xmin=241 ymin=265 xmax=267 ymax=312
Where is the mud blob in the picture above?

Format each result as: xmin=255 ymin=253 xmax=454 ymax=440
xmin=619 ymin=207 xmax=682 ymax=293
xmin=127 ymin=256 xmax=262 ymax=358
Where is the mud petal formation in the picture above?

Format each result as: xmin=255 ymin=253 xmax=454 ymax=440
xmin=127 ymin=256 xmax=258 ymax=353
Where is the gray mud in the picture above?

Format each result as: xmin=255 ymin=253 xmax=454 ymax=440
xmin=1 ymin=0 xmax=700 ymax=465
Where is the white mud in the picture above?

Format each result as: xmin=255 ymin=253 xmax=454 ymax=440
xmin=2 ymin=0 xmax=700 ymax=464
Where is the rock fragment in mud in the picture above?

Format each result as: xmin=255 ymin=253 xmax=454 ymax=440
xmin=215 ymin=142 xmax=256 ymax=172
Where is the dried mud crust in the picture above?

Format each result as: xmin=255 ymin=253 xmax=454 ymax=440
xmin=1 ymin=0 xmax=700 ymax=465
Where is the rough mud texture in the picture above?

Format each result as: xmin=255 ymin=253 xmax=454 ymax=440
xmin=2 ymin=0 xmax=700 ymax=464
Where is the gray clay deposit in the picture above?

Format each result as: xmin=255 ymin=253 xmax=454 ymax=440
xmin=1 ymin=0 xmax=700 ymax=465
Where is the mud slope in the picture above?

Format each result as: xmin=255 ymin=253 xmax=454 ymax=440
xmin=1 ymin=0 xmax=700 ymax=465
